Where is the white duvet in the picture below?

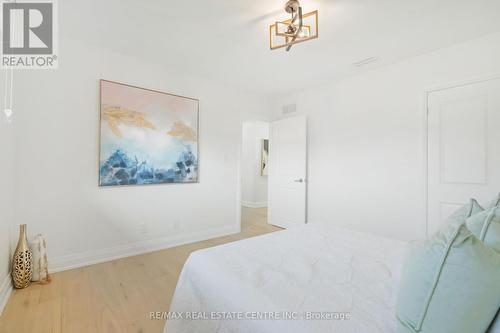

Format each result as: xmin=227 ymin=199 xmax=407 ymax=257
xmin=164 ymin=223 xmax=408 ymax=333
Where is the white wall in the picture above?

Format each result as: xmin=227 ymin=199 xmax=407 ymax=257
xmin=12 ymin=37 xmax=272 ymax=271
xmin=7 ymin=28 xmax=500 ymax=280
xmin=0 ymin=80 xmax=14 ymax=313
xmin=241 ymin=121 xmax=269 ymax=207
xmin=272 ymin=32 xmax=500 ymax=241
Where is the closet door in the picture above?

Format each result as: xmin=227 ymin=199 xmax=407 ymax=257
xmin=427 ymin=78 xmax=500 ymax=235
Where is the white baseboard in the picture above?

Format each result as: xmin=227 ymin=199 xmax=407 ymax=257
xmin=49 ymin=224 xmax=240 ymax=273
xmin=0 ymin=274 xmax=13 ymax=316
xmin=241 ymin=201 xmax=267 ymax=208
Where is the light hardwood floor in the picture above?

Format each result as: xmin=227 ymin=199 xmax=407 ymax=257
xmin=0 ymin=207 xmax=280 ymax=333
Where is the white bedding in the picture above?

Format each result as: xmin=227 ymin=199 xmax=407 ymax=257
xmin=164 ymin=223 xmax=409 ymax=333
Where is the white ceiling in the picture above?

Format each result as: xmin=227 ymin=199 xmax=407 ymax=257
xmin=61 ymin=0 xmax=500 ymax=97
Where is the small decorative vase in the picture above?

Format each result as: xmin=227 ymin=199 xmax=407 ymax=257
xmin=12 ymin=224 xmax=33 ymax=289
xmin=30 ymin=234 xmax=50 ymax=284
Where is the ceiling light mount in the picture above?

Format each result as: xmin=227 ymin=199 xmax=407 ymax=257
xmin=285 ymin=0 xmax=300 ymax=14
xmin=270 ymin=0 xmax=318 ymax=51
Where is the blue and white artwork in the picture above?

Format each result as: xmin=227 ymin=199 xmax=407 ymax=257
xmin=99 ymin=80 xmax=199 ymax=186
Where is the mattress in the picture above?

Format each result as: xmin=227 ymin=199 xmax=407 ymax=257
xmin=164 ymin=223 xmax=409 ymax=333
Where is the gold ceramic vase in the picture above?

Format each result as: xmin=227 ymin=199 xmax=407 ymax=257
xmin=12 ymin=224 xmax=33 ymax=289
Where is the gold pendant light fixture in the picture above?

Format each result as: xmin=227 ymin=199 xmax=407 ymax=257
xmin=270 ymin=0 xmax=318 ymax=51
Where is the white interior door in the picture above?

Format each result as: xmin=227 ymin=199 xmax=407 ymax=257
xmin=268 ymin=115 xmax=307 ymax=229
xmin=427 ymin=78 xmax=500 ymax=235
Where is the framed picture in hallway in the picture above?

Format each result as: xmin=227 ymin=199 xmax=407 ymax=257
xmin=261 ymin=139 xmax=269 ymax=176
xmin=99 ymin=80 xmax=199 ymax=186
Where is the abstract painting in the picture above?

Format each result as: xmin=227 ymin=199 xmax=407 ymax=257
xmin=261 ymin=139 xmax=269 ymax=176
xmin=99 ymin=80 xmax=199 ymax=186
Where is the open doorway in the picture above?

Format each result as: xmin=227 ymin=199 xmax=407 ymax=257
xmin=241 ymin=120 xmax=270 ymax=232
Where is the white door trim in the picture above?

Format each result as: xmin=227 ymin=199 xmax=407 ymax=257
xmin=423 ymin=73 xmax=500 ymax=236
xmin=237 ymin=113 xmax=272 ymax=229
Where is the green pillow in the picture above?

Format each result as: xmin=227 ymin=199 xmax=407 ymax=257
xmin=466 ymin=207 xmax=500 ymax=253
xmin=396 ymin=223 xmax=500 ymax=333
xmin=446 ymin=198 xmax=484 ymax=226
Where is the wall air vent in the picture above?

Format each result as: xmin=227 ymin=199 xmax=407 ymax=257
xmin=282 ymin=103 xmax=297 ymax=114
xmin=353 ymin=57 xmax=379 ymax=67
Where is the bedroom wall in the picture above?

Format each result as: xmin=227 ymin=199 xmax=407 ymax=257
xmin=12 ymin=37 xmax=272 ymax=272
xmin=241 ymin=121 xmax=269 ymax=207
xmin=272 ymin=32 xmax=500 ymax=241
xmin=0 ymin=80 xmax=14 ymax=313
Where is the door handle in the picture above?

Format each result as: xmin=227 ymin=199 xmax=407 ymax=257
xmin=294 ymin=178 xmax=304 ymax=183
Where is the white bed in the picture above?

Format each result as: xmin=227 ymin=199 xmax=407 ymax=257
xmin=164 ymin=223 xmax=409 ymax=333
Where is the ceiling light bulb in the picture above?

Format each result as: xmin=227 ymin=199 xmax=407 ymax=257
xmin=298 ymin=29 xmax=308 ymax=38
xmin=286 ymin=24 xmax=297 ymax=35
